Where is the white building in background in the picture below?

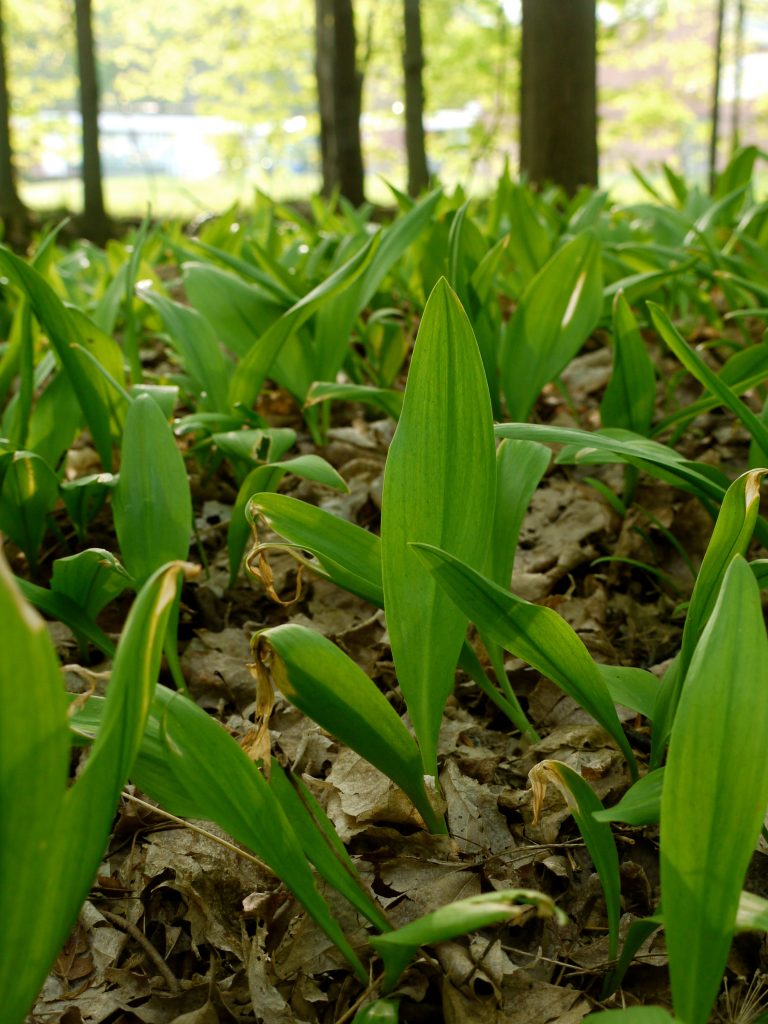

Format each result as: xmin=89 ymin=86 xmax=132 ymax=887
xmin=26 ymin=110 xmax=273 ymax=181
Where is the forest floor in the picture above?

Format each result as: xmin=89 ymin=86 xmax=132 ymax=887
xmin=28 ymin=335 xmax=768 ymax=1024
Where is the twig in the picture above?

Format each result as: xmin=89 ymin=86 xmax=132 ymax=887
xmin=98 ymin=907 xmax=181 ymax=994
xmin=335 ymin=971 xmax=386 ymax=1024
xmin=121 ymin=790 xmax=275 ymax=877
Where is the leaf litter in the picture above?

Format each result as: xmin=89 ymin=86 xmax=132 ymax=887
xmin=29 ymin=364 xmax=768 ymax=1024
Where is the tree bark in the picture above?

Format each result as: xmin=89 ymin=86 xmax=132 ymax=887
xmin=0 ymin=0 xmax=28 ymax=247
xmin=314 ymin=0 xmax=365 ymax=205
xmin=403 ymin=0 xmax=429 ymax=197
xmin=520 ymin=0 xmax=598 ymax=195
xmin=74 ymin=0 xmax=110 ymax=244
xmin=708 ymin=0 xmax=726 ymax=192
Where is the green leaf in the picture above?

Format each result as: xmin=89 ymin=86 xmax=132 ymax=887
xmin=313 ymin=189 xmax=442 ymax=381
xmin=490 ymin=439 xmax=550 ymax=588
xmin=0 ymin=247 xmax=117 ymax=467
xmin=598 ymin=664 xmax=659 ymax=720
xmin=0 ymin=450 xmax=59 ymax=570
xmin=50 ymin=548 xmax=133 ymax=620
xmin=0 ymin=551 xmax=71 ymax=1024
xmin=305 ymin=381 xmax=403 ymax=420
xmin=15 ymin=576 xmax=116 ymax=657
xmin=494 ymin=423 xmax=730 ymax=508
xmin=138 ymin=286 xmax=232 ymax=413
xmin=112 ymin=394 xmax=192 ymax=585
xmin=228 ymin=456 xmax=347 ymax=585
xmin=530 ymin=760 xmax=621 ymax=959
xmin=381 ymin=279 xmax=496 ymax=776
xmin=584 ymin=1009 xmax=673 ymax=1023
xmin=412 ymin=544 xmax=638 ymax=777
xmin=253 ymin=623 xmax=443 ymax=833
xmin=652 ymin=470 xmax=765 ymax=762
xmin=593 ymin=769 xmax=664 ymax=826
xmin=352 ymin=1000 xmax=400 ymax=1023
xmin=228 ymin=232 xmax=381 ymax=409
xmin=649 ymin=302 xmax=768 ymax=463
xmin=268 ymin=765 xmax=390 ymax=932
xmin=245 ymin=492 xmax=383 ymax=605
xmin=482 ymin=438 xmax=550 ymax=738
xmin=0 ymin=558 xmax=183 ymax=1023
xmin=183 ymin=261 xmax=287 ymax=359
xmin=71 ymin=680 xmax=368 ymax=983
xmin=370 ymin=889 xmax=566 ymax=993
xmin=661 ymin=556 xmax=768 ymax=1024
xmin=601 ymin=292 xmax=656 ymax=436
xmin=502 ymin=231 xmax=603 ymax=421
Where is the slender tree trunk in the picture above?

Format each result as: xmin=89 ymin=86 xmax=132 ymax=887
xmin=0 ymin=0 xmax=27 ymax=247
xmin=730 ymin=0 xmax=745 ymax=153
xmin=314 ymin=0 xmax=365 ymax=205
xmin=402 ymin=0 xmax=429 ymax=197
xmin=74 ymin=0 xmax=110 ymax=244
xmin=520 ymin=0 xmax=597 ymax=195
xmin=708 ymin=0 xmax=726 ymax=193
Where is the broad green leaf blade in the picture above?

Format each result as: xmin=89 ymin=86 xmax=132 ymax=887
xmin=228 ymin=466 xmax=284 ymax=585
xmin=70 ymin=684 xmax=368 ymax=983
xmin=502 ymin=231 xmax=603 ymax=421
xmin=314 ymin=189 xmax=442 ymax=381
xmin=0 ymin=247 xmax=116 ymax=467
xmin=183 ymin=260 xmax=286 ymax=358
xmin=593 ymin=768 xmax=664 ymax=826
xmin=652 ymin=470 xmax=765 ymax=762
xmin=1 ymin=562 xmax=183 ymax=1023
xmin=228 ymin=456 xmax=347 ymax=583
xmin=268 ymin=765 xmax=390 ymax=932
xmin=246 ymin=492 xmax=383 ymax=605
xmin=736 ymin=890 xmax=768 ymax=933
xmin=138 ymin=287 xmax=232 ymax=413
xmin=530 ymin=760 xmax=621 ymax=959
xmin=352 ymin=1000 xmax=400 ymax=1023
xmin=15 ymin=576 xmax=117 ymax=657
xmin=598 ymin=664 xmax=658 ymax=720
xmin=482 ymin=438 xmax=550 ymax=739
xmin=381 ymin=279 xmax=496 ymax=776
xmin=494 ymin=423 xmax=730 ymax=507
xmin=490 ymin=439 xmax=550 ymax=588
xmin=601 ymin=292 xmax=656 ymax=436
xmin=602 ymin=913 xmax=663 ymax=998
xmin=370 ymin=889 xmax=566 ymax=993
xmin=661 ymin=556 xmax=768 ymax=1024
xmin=413 ymin=544 xmax=638 ymax=776
xmin=51 ymin=548 xmax=133 ymax=620
xmin=0 ymin=450 xmax=59 ymax=570
xmin=228 ymin=233 xmax=380 ymax=409
xmin=585 ymin=1009 xmax=673 ymax=1023
xmin=0 ymin=551 xmax=70 ymax=1024
xmin=253 ymin=624 xmax=442 ymax=833
xmin=652 ymin=339 xmax=768 ymax=437
xmin=649 ymin=302 xmax=768 ymax=462
xmin=305 ymin=381 xmax=403 ymax=420
xmin=112 ymin=394 xmax=192 ymax=585
xmin=213 ymin=426 xmax=296 ymax=468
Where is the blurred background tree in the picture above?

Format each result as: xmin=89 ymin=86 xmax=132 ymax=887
xmin=1 ymin=0 xmax=766 ymax=225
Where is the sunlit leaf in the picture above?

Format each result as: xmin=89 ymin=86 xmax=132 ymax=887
xmin=381 ymin=279 xmax=496 ymax=776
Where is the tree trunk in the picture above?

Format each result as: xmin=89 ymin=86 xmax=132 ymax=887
xmin=74 ymin=0 xmax=110 ymax=244
xmin=314 ymin=0 xmax=365 ymax=205
xmin=730 ymin=0 xmax=745 ymax=155
xmin=708 ymin=0 xmax=726 ymax=192
xmin=520 ymin=0 xmax=598 ymax=195
xmin=402 ymin=0 xmax=429 ymax=197
xmin=0 ymin=0 xmax=28 ymax=247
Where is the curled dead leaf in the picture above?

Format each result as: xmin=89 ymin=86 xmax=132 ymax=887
xmin=529 ymin=760 xmax=578 ymax=826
